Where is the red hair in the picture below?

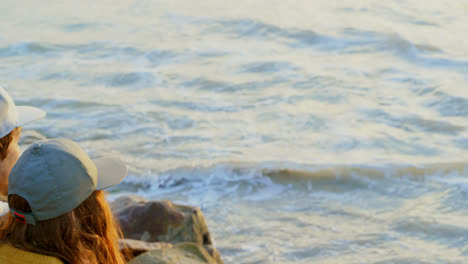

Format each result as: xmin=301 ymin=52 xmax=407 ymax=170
xmin=0 ymin=127 xmax=21 ymax=160
xmin=0 ymin=191 xmax=127 ymax=264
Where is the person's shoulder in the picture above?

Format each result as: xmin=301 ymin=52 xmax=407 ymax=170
xmin=0 ymin=243 xmax=64 ymax=264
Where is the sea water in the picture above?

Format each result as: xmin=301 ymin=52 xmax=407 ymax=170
xmin=1 ymin=0 xmax=468 ymax=263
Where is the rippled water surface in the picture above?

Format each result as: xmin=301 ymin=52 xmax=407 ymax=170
xmin=1 ymin=0 xmax=468 ymax=263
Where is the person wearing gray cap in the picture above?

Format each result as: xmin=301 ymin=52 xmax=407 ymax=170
xmin=0 ymin=86 xmax=46 ymax=215
xmin=0 ymin=138 xmax=128 ymax=264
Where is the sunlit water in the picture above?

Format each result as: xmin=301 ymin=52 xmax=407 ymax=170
xmin=1 ymin=0 xmax=468 ymax=263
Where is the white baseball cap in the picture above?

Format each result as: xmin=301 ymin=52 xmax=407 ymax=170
xmin=0 ymin=86 xmax=46 ymax=138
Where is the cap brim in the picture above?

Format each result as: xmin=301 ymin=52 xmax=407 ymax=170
xmin=93 ymin=156 xmax=128 ymax=190
xmin=16 ymin=106 xmax=46 ymax=127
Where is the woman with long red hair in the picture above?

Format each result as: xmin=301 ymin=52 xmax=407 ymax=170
xmin=0 ymin=138 xmax=128 ymax=264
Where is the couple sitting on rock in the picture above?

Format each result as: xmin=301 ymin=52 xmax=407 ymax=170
xmin=0 ymin=87 xmax=128 ymax=264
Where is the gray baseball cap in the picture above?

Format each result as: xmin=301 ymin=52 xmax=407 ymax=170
xmin=0 ymin=86 xmax=46 ymax=138
xmin=8 ymin=138 xmax=127 ymax=225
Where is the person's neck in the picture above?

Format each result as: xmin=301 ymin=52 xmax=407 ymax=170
xmin=0 ymin=164 xmax=9 ymax=196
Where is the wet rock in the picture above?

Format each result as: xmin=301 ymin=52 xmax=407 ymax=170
xmin=202 ymin=245 xmax=223 ymax=264
xmin=129 ymin=242 xmax=218 ymax=264
xmin=111 ymin=195 xmax=223 ymax=263
xmin=118 ymin=238 xmax=172 ymax=260
xmin=111 ymin=195 xmax=212 ymax=245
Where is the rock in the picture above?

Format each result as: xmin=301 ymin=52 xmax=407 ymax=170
xmin=118 ymin=238 xmax=172 ymax=260
xmin=111 ymin=195 xmax=223 ymax=263
xmin=202 ymin=245 xmax=223 ymax=264
xmin=128 ymin=242 xmax=218 ymax=264
xmin=111 ymin=195 xmax=212 ymax=245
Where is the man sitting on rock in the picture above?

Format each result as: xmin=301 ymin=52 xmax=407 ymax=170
xmin=0 ymin=86 xmax=45 ymax=215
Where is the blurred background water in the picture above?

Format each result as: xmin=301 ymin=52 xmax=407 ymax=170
xmin=1 ymin=0 xmax=468 ymax=263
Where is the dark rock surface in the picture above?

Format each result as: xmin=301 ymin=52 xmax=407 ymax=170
xmin=111 ymin=195 xmax=223 ymax=264
xmin=129 ymin=242 xmax=219 ymax=264
xmin=118 ymin=238 xmax=173 ymax=260
xmin=111 ymin=195 xmax=212 ymax=245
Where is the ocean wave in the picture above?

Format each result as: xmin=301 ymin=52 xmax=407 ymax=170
xmin=200 ymin=18 xmax=467 ymax=74
xmin=205 ymin=19 xmax=320 ymax=43
xmin=94 ymin=72 xmax=158 ymax=89
xmin=361 ymin=108 xmax=465 ymax=135
xmin=182 ymin=77 xmax=285 ymax=94
xmin=239 ymin=61 xmax=298 ymax=74
xmin=119 ymin=162 xmax=468 ymax=198
xmin=0 ymin=41 xmax=177 ymax=66
xmin=62 ymin=22 xmax=113 ymax=32
xmin=150 ymin=98 xmax=245 ymax=113
xmin=426 ymin=91 xmax=468 ymax=117
xmin=0 ymin=42 xmax=59 ymax=57
xmin=204 ymin=19 xmax=443 ymax=55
